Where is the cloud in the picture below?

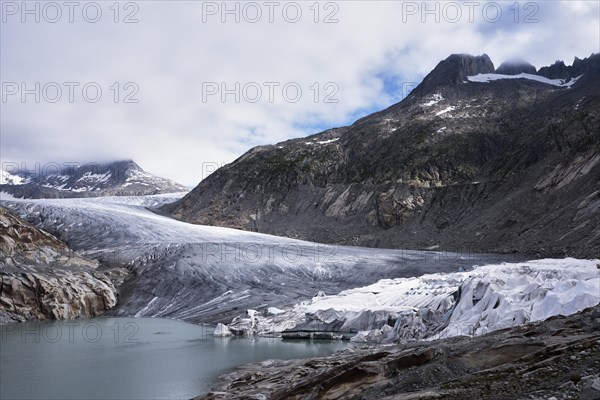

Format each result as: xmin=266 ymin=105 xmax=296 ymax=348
xmin=1 ymin=1 xmax=598 ymax=186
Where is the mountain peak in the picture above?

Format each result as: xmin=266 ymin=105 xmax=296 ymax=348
xmin=113 ymin=159 xmax=139 ymax=167
xmin=166 ymin=51 xmax=599 ymax=260
xmin=537 ymin=53 xmax=600 ymax=80
xmin=97 ymin=159 xmax=141 ymax=171
xmin=109 ymin=159 xmax=143 ymax=174
xmin=537 ymin=60 xmax=569 ymax=79
xmin=415 ymin=53 xmax=495 ymax=93
xmin=495 ymin=59 xmax=537 ymax=75
xmin=69 ymin=160 xmax=142 ymax=182
xmin=0 ymin=160 xmax=187 ymax=198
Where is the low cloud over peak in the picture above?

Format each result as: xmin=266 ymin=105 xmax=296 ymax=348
xmin=2 ymin=1 xmax=598 ymax=186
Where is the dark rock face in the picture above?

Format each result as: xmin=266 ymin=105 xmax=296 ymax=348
xmin=495 ymin=60 xmax=537 ymax=75
xmin=0 ymin=160 xmax=187 ymax=199
xmin=418 ymin=53 xmax=495 ymax=90
xmin=0 ymin=207 xmax=120 ymax=323
xmin=538 ymin=54 xmax=600 ymax=80
xmin=537 ymin=60 xmax=571 ymax=79
xmin=572 ymin=54 xmax=600 ymax=77
xmin=197 ymin=305 xmax=600 ymax=399
xmin=166 ymin=53 xmax=600 ymax=259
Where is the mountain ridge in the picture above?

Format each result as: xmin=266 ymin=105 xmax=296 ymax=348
xmin=0 ymin=160 xmax=188 ymax=199
xmin=164 ymin=52 xmax=600 ymax=258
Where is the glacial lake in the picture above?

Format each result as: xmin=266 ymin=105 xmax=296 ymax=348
xmin=0 ymin=317 xmax=351 ymax=400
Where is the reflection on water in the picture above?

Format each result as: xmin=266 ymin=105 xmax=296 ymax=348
xmin=0 ymin=317 xmax=351 ymax=400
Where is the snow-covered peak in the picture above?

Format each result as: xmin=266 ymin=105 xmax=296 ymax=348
xmin=467 ymin=73 xmax=583 ymax=88
xmin=0 ymin=160 xmax=188 ymax=198
xmin=0 ymin=170 xmax=24 ymax=185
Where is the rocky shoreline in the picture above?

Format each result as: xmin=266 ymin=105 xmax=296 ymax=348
xmin=197 ymin=305 xmax=600 ymax=400
xmin=0 ymin=207 xmax=125 ymax=324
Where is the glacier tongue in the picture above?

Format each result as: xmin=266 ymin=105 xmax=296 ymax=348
xmin=224 ymin=258 xmax=600 ymax=342
xmin=3 ymin=194 xmax=596 ymax=333
xmin=436 ymin=259 xmax=600 ymax=339
xmin=1 ymin=194 xmax=515 ymax=323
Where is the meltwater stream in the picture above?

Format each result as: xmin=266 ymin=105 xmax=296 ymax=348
xmin=0 ymin=317 xmax=350 ymax=400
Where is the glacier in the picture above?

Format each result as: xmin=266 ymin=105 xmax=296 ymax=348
xmin=220 ymin=258 xmax=600 ymax=343
xmin=2 ymin=193 xmax=597 ymax=341
xmin=0 ymin=193 xmax=511 ymax=324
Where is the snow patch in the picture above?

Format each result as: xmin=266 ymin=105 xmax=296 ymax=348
xmin=467 ymin=73 xmax=583 ymax=88
xmin=305 ymin=138 xmax=339 ymax=145
xmin=435 ymin=107 xmax=455 ymax=116
xmin=0 ymin=170 xmax=24 ymax=185
xmin=126 ymin=169 xmax=153 ymax=181
xmin=318 ymin=138 xmax=339 ymax=144
xmin=80 ymin=171 xmax=112 ymax=183
xmin=422 ymin=93 xmax=444 ymax=107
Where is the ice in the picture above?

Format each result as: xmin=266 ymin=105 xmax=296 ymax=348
xmin=134 ymin=296 xmax=159 ymax=317
xmin=222 ymin=258 xmax=600 ymax=342
xmin=0 ymin=192 xmax=19 ymax=200
xmin=79 ymin=192 xmax=188 ymax=208
xmin=467 ymin=73 xmax=583 ymax=88
xmin=2 ymin=194 xmax=503 ymax=323
xmin=213 ymin=323 xmax=232 ymax=336
xmin=6 ymin=192 xmax=595 ymax=344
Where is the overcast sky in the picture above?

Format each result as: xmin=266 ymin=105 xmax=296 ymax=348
xmin=1 ymin=1 xmax=599 ymax=186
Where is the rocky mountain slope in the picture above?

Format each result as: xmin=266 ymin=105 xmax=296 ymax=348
xmin=198 ymin=304 xmax=600 ymax=400
xmin=165 ymin=53 xmax=600 ymax=259
xmin=0 ymin=207 xmax=121 ymax=323
xmin=0 ymin=160 xmax=187 ymax=198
